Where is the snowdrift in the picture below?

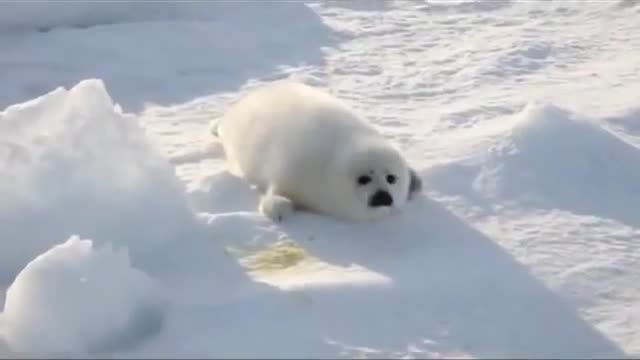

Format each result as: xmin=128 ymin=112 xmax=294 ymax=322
xmin=0 ymin=79 xmax=260 ymax=357
xmin=428 ymin=102 xmax=640 ymax=227
xmin=475 ymin=102 xmax=640 ymax=226
xmin=0 ymin=79 xmax=192 ymax=281
xmin=2 ymin=236 xmax=160 ymax=356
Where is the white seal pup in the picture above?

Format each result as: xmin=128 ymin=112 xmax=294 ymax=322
xmin=211 ymin=81 xmax=422 ymax=222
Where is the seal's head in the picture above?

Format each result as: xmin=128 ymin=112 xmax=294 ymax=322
xmin=338 ymin=141 xmax=421 ymax=221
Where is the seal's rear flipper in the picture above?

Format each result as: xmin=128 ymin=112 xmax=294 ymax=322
xmin=408 ymin=168 xmax=422 ymax=200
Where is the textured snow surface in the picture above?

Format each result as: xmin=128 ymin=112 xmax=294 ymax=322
xmin=1 ymin=0 xmax=640 ymax=358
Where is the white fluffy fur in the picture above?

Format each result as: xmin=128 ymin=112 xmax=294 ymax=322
xmin=212 ymin=81 xmax=420 ymax=222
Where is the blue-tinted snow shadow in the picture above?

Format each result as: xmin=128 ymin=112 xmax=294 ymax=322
xmin=0 ymin=2 xmax=340 ymax=112
xmin=277 ymin=195 xmax=625 ymax=358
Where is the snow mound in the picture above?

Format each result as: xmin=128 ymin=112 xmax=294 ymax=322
xmin=0 ymin=79 xmax=285 ymax=357
xmin=0 ymin=79 xmax=194 ymax=282
xmin=473 ymin=102 xmax=640 ymax=225
xmin=1 ymin=236 xmax=162 ymax=356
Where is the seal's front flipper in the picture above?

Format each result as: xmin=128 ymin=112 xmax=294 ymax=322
xmin=259 ymin=188 xmax=295 ymax=222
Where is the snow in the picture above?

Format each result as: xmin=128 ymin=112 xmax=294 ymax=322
xmin=0 ymin=78 xmax=193 ymax=282
xmin=0 ymin=2 xmax=334 ymax=111
xmin=0 ymin=2 xmax=305 ymax=31
xmin=1 ymin=0 xmax=640 ymax=358
xmin=0 ymin=79 xmax=276 ymax=357
xmin=473 ymin=101 xmax=640 ymax=227
xmin=2 ymin=235 xmax=161 ymax=356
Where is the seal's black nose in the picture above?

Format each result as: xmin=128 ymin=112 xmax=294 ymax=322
xmin=369 ymin=190 xmax=393 ymax=207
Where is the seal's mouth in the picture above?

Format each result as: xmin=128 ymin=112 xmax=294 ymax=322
xmin=369 ymin=190 xmax=393 ymax=208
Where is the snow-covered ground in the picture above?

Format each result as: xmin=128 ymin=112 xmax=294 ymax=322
xmin=1 ymin=1 xmax=639 ymax=358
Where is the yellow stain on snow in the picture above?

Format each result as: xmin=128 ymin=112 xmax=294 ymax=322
xmin=226 ymin=238 xmax=391 ymax=291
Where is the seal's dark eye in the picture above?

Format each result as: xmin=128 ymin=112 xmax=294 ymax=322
xmin=357 ymin=175 xmax=372 ymax=185
xmin=386 ymin=174 xmax=396 ymax=184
